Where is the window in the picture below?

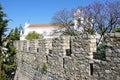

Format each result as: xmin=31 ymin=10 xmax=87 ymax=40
xmin=90 ymin=63 xmax=93 ymax=75
xmin=37 ymin=48 xmax=39 ymax=52
xmin=49 ymin=49 xmax=52 ymax=54
xmin=66 ymin=49 xmax=71 ymax=56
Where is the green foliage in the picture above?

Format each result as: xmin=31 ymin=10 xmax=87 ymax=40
xmin=1 ymin=41 xmax=17 ymax=79
xmin=85 ymin=28 xmax=95 ymax=35
xmin=0 ymin=5 xmax=21 ymax=80
xmin=114 ymin=27 xmax=120 ymax=32
xmin=0 ymin=5 xmax=8 ymax=46
xmin=21 ymin=57 xmax=24 ymax=62
xmin=0 ymin=5 xmax=9 ymax=46
xmin=0 ymin=4 xmax=17 ymax=80
xmin=42 ymin=63 xmax=47 ymax=73
xmin=97 ymin=44 xmax=106 ymax=60
xmin=3 ymin=63 xmax=17 ymax=72
xmin=7 ymin=25 xmax=23 ymax=41
xmin=0 ymin=70 xmax=10 ymax=80
xmin=0 ymin=4 xmax=11 ymax=80
xmin=34 ymin=70 xmax=37 ymax=76
xmin=63 ymin=28 xmax=79 ymax=36
xmin=25 ymin=31 xmax=44 ymax=40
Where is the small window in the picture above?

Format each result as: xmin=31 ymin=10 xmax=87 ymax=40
xmin=28 ymin=47 xmax=30 ymax=51
xmin=37 ymin=48 xmax=39 ymax=52
xmin=63 ymin=58 xmax=65 ymax=68
xmin=93 ymin=52 xmax=97 ymax=59
xmin=49 ymin=49 xmax=52 ymax=54
xmin=46 ymin=56 xmax=48 ymax=63
xmin=90 ymin=63 xmax=93 ymax=75
xmin=66 ymin=49 xmax=71 ymax=56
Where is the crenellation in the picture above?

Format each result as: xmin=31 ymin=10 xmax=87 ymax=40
xmin=92 ymin=33 xmax=120 ymax=80
xmin=44 ymin=38 xmax=52 ymax=54
xmin=14 ymin=33 xmax=120 ymax=80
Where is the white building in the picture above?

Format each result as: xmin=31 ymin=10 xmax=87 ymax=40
xmin=20 ymin=23 xmax=61 ymax=40
xmin=20 ymin=9 xmax=86 ymax=40
xmin=20 ymin=9 xmax=100 ymax=41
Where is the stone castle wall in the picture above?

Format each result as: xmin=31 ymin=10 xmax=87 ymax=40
xmin=14 ymin=33 xmax=120 ymax=80
xmin=93 ymin=33 xmax=120 ymax=80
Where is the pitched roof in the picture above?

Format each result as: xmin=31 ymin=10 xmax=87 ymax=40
xmin=27 ymin=24 xmax=60 ymax=28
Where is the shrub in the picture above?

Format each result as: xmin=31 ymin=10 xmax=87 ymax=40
xmin=97 ymin=44 xmax=106 ymax=60
xmin=25 ymin=31 xmax=44 ymax=40
xmin=42 ymin=63 xmax=47 ymax=71
xmin=114 ymin=27 xmax=120 ymax=32
xmin=34 ymin=70 xmax=37 ymax=76
xmin=21 ymin=57 xmax=24 ymax=62
xmin=42 ymin=63 xmax=47 ymax=74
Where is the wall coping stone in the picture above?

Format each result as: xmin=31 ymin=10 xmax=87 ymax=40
xmin=106 ymin=33 xmax=120 ymax=38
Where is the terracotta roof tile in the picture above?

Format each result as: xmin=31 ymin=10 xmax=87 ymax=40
xmin=27 ymin=24 xmax=60 ymax=28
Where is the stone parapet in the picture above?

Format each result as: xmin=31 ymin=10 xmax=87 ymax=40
xmin=14 ymin=33 xmax=120 ymax=80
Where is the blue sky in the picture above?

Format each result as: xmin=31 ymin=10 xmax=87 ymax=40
xmin=0 ymin=0 xmax=116 ymax=31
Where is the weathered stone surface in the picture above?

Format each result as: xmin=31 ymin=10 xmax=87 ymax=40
xmin=14 ymin=33 xmax=120 ymax=80
xmin=92 ymin=33 xmax=120 ymax=80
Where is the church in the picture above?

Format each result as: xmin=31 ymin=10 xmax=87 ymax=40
xmin=20 ymin=9 xmax=86 ymax=40
xmin=20 ymin=9 xmax=99 ymax=40
xmin=20 ymin=23 xmax=62 ymax=40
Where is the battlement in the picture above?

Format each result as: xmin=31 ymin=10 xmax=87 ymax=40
xmin=14 ymin=33 xmax=120 ymax=80
xmin=14 ymin=34 xmax=96 ymax=59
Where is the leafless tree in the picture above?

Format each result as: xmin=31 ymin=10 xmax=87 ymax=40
xmin=52 ymin=1 xmax=120 ymax=44
xmin=89 ymin=1 xmax=120 ymax=45
xmin=75 ymin=1 xmax=120 ymax=45
xmin=51 ymin=9 xmax=75 ymax=35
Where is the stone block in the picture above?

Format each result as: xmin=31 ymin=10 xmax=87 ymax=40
xmin=108 ymin=33 xmax=120 ymax=38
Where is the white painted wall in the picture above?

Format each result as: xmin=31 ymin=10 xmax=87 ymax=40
xmin=20 ymin=23 xmax=60 ymax=40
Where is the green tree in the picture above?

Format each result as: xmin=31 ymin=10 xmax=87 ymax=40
xmin=25 ymin=31 xmax=44 ymax=40
xmin=0 ymin=5 xmax=8 ymax=46
xmin=19 ymin=24 xmax=23 ymax=35
xmin=5 ymin=25 xmax=23 ymax=79
xmin=0 ymin=27 xmax=19 ymax=79
xmin=7 ymin=29 xmax=15 ymax=40
xmin=0 ymin=4 xmax=17 ymax=80
xmin=2 ymin=41 xmax=17 ymax=79
xmin=14 ymin=27 xmax=19 ymax=40
xmin=113 ymin=27 xmax=120 ymax=32
xmin=0 ymin=70 xmax=10 ymax=80
xmin=0 ymin=4 xmax=10 ymax=80
xmin=7 ymin=24 xmax=23 ymax=41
